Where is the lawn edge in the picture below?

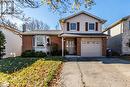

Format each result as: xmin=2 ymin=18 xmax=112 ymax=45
xmin=48 ymin=62 xmax=63 ymax=87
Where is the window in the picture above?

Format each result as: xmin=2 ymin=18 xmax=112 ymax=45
xmin=36 ymin=36 xmax=44 ymax=47
xmin=70 ymin=23 xmax=77 ymax=30
xmin=89 ymin=23 xmax=95 ymax=30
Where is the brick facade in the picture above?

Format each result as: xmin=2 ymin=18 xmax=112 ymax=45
xmin=22 ymin=35 xmax=33 ymax=52
xmin=22 ymin=35 xmax=107 ymax=56
xmin=77 ymin=38 xmax=81 ymax=56
xmin=102 ymin=37 xmax=107 ymax=56
xmin=50 ymin=36 xmax=62 ymax=50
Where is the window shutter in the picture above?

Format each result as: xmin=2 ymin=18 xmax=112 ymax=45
xmin=85 ymin=22 xmax=88 ymax=31
xmin=77 ymin=22 xmax=80 ymax=31
xmin=67 ymin=22 xmax=69 ymax=31
xmin=96 ymin=22 xmax=98 ymax=31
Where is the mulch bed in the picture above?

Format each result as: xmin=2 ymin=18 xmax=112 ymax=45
xmin=48 ymin=63 xmax=63 ymax=87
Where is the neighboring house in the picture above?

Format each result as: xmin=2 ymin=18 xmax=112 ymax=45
xmin=103 ymin=15 xmax=130 ymax=55
xmin=22 ymin=11 xmax=108 ymax=57
xmin=0 ymin=25 xmax=22 ymax=58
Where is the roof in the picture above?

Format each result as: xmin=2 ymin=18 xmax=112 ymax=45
xmin=22 ymin=30 xmax=109 ymax=37
xmin=21 ymin=30 xmax=62 ymax=35
xmin=0 ymin=24 xmax=21 ymax=37
xmin=59 ymin=33 xmax=109 ymax=37
xmin=60 ymin=11 xmax=106 ymax=24
xmin=103 ymin=15 xmax=130 ymax=32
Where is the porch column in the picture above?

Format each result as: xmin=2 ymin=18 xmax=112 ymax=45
xmin=62 ymin=37 xmax=64 ymax=57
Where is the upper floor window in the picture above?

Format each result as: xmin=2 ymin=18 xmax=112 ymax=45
xmin=89 ymin=23 xmax=95 ymax=31
xmin=70 ymin=23 xmax=77 ymax=30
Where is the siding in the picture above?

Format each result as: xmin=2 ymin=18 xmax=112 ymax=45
xmin=62 ymin=14 xmax=102 ymax=33
xmin=110 ymin=23 xmax=123 ymax=37
xmin=122 ymin=30 xmax=130 ymax=54
xmin=107 ymin=23 xmax=123 ymax=54
xmin=122 ymin=18 xmax=130 ymax=54
xmin=1 ymin=28 xmax=22 ymax=58
xmin=123 ymin=17 xmax=130 ymax=32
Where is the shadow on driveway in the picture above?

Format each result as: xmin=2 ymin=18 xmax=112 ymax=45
xmin=64 ymin=57 xmax=130 ymax=64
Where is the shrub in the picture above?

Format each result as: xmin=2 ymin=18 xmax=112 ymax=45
xmin=0 ymin=31 xmax=6 ymax=58
xmin=21 ymin=50 xmax=47 ymax=58
xmin=50 ymin=44 xmax=62 ymax=56
xmin=111 ymin=51 xmax=120 ymax=56
xmin=21 ymin=50 xmax=35 ymax=57
xmin=51 ymin=50 xmax=62 ymax=56
xmin=35 ymin=51 xmax=47 ymax=57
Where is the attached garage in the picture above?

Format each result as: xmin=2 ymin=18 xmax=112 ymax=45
xmin=60 ymin=33 xmax=107 ymax=57
xmin=81 ymin=38 xmax=102 ymax=57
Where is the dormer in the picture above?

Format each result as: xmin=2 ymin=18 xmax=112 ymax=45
xmin=60 ymin=11 xmax=106 ymax=34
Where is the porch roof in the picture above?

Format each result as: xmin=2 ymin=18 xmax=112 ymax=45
xmin=59 ymin=33 xmax=109 ymax=37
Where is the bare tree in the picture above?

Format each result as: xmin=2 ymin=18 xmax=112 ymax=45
xmin=0 ymin=0 xmax=34 ymax=29
xmin=0 ymin=0 xmax=40 ymax=16
xmin=0 ymin=0 xmax=95 ymax=17
xmin=25 ymin=19 xmax=50 ymax=31
xmin=0 ymin=0 xmax=95 ymax=31
xmin=0 ymin=17 xmax=18 ymax=29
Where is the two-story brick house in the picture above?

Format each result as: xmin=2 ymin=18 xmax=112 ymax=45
xmin=22 ymin=11 xmax=108 ymax=57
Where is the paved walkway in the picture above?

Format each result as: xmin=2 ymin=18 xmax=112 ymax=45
xmin=56 ymin=57 xmax=130 ymax=87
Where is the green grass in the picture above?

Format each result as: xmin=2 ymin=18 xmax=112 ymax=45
xmin=0 ymin=57 xmax=63 ymax=87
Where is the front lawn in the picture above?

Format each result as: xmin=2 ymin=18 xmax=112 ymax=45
xmin=0 ymin=57 xmax=63 ymax=87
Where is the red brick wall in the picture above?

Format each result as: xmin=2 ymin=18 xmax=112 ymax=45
xmin=77 ymin=38 xmax=81 ymax=56
xmin=50 ymin=36 xmax=62 ymax=50
xmin=102 ymin=37 xmax=107 ymax=56
xmin=22 ymin=35 xmax=33 ymax=52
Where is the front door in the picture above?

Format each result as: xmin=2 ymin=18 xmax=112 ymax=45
xmin=66 ymin=39 xmax=75 ymax=55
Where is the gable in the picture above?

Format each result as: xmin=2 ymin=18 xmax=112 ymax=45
xmin=66 ymin=13 xmax=100 ymax=23
xmin=60 ymin=11 xmax=106 ymax=24
xmin=61 ymin=13 xmax=103 ymax=33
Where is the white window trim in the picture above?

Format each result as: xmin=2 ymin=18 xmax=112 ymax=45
xmin=88 ymin=22 xmax=95 ymax=31
xmin=69 ymin=22 xmax=77 ymax=31
xmin=35 ymin=35 xmax=45 ymax=48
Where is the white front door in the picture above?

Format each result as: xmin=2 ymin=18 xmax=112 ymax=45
xmin=81 ymin=38 xmax=102 ymax=57
xmin=66 ymin=39 xmax=75 ymax=54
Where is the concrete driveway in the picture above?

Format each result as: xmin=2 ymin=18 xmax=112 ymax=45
xmin=57 ymin=57 xmax=130 ymax=87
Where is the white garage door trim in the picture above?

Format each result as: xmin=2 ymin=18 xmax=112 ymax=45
xmin=81 ymin=38 xmax=102 ymax=57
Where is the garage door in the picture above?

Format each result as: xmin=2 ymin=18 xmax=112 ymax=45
xmin=81 ymin=38 xmax=102 ymax=57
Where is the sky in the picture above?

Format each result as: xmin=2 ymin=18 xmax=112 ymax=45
xmin=13 ymin=0 xmax=130 ymax=30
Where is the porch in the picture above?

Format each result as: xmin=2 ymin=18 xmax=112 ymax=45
xmin=62 ymin=37 xmax=80 ymax=56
